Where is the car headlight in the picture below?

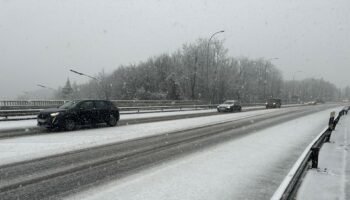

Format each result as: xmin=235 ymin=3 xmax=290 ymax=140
xmin=273 ymin=103 xmax=276 ymax=105
xmin=50 ymin=112 xmax=60 ymax=117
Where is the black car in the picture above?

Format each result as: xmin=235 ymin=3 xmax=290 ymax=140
xmin=37 ymin=100 xmax=120 ymax=131
xmin=266 ymin=98 xmax=282 ymax=109
xmin=217 ymin=100 xmax=242 ymax=112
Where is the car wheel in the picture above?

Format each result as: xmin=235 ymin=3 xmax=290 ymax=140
xmin=45 ymin=127 xmax=54 ymax=132
xmin=107 ymin=114 xmax=118 ymax=126
xmin=64 ymin=119 xmax=76 ymax=131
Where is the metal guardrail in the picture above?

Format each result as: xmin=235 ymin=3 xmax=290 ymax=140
xmin=0 ymin=103 xmax=308 ymax=120
xmin=0 ymin=104 xmax=220 ymax=119
xmin=0 ymin=100 xmax=206 ymax=109
xmin=0 ymin=100 xmax=269 ymax=110
xmin=0 ymin=100 xmax=68 ymax=108
xmin=271 ymin=107 xmax=349 ymax=200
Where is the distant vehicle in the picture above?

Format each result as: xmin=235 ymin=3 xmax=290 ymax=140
xmin=217 ymin=100 xmax=242 ymax=112
xmin=316 ymin=99 xmax=325 ymax=104
xmin=306 ymin=101 xmax=317 ymax=105
xmin=37 ymin=100 xmax=120 ymax=131
xmin=266 ymin=98 xmax=282 ymax=109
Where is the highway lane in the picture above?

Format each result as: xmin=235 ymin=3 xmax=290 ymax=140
xmin=66 ymin=106 xmax=342 ymax=200
xmin=0 ymin=106 xmax=267 ymax=139
xmin=0 ymin=104 xmax=339 ymax=199
xmin=0 ymin=108 xmax=281 ymax=166
xmin=0 ymin=104 xmax=308 ymax=139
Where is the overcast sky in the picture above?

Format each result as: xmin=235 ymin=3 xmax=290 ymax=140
xmin=0 ymin=0 xmax=349 ymax=99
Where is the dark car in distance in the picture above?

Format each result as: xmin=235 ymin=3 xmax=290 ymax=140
xmin=37 ymin=100 xmax=120 ymax=131
xmin=266 ymin=98 xmax=282 ymax=109
xmin=217 ymin=100 xmax=242 ymax=112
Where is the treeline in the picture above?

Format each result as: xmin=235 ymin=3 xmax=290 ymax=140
xmin=55 ymin=38 xmax=344 ymax=103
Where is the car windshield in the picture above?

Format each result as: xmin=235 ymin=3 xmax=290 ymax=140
xmin=59 ymin=101 xmax=78 ymax=109
xmin=223 ymin=101 xmax=235 ymax=104
xmin=267 ymin=99 xmax=280 ymax=103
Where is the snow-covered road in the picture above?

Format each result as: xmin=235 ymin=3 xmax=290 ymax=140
xmin=0 ymin=108 xmax=277 ymax=166
xmin=66 ymin=107 xmax=342 ymax=200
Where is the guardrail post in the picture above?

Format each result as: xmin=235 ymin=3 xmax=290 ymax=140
xmin=328 ymin=111 xmax=335 ymax=130
xmin=333 ymin=116 xmax=340 ymax=129
xmin=310 ymin=147 xmax=320 ymax=168
xmin=324 ymin=128 xmax=332 ymax=143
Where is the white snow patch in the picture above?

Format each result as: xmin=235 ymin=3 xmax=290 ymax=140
xmin=296 ymin=113 xmax=350 ymax=200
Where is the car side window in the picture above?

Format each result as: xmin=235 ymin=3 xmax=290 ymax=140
xmin=95 ymin=101 xmax=109 ymax=109
xmin=79 ymin=101 xmax=94 ymax=109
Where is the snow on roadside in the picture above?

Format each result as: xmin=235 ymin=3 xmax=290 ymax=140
xmin=0 ymin=120 xmax=37 ymax=130
xmin=66 ymin=107 xmax=342 ymax=200
xmin=0 ymin=108 xmax=277 ymax=166
xmin=296 ymin=113 xmax=350 ymax=200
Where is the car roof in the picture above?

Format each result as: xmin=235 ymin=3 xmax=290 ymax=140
xmin=73 ymin=100 xmax=110 ymax=102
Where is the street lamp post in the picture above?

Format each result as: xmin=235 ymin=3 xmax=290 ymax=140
xmin=70 ymin=69 xmax=110 ymax=100
xmin=206 ymin=30 xmax=224 ymax=103
xmin=292 ymin=70 xmax=303 ymax=103
xmin=36 ymin=84 xmax=56 ymax=100
xmin=263 ymin=57 xmax=279 ymax=100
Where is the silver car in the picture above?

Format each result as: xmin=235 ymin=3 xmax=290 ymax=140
xmin=217 ymin=100 xmax=242 ymax=112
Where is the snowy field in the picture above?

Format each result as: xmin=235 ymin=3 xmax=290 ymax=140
xmin=66 ymin=107 xmax=342 ymax=200
xmin=0 ymin=108 xmax=278 ymax=166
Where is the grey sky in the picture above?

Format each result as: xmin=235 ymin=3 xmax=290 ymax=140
xmin=0 ymin=0 xmax=349 ymax=99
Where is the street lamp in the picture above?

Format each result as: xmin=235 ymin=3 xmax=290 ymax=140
xmin=263 ymin=57 xmax=279 ymax=100
xmin=69 ymin=69 xmax=110 ymax=100
xmin=291 ymin=70 xmax=303 ymax=103
xmin=206 ymin=30 xmax=225 ymax=103
xmin=37 ymin=84 xmax=55 ymax=91
xmin=70 ymin=69 xmax=101 ymax=82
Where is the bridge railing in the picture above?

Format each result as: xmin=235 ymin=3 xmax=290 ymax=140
xmin=0 ymin=100 xmax=68 ymax=110
xmin=0 ymin=100 xmax=216 ymax=119
xmin=271 ymin=107 xmax=349 ymax=200
xmin=0 ymin=100 xmax=206 ymax=110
